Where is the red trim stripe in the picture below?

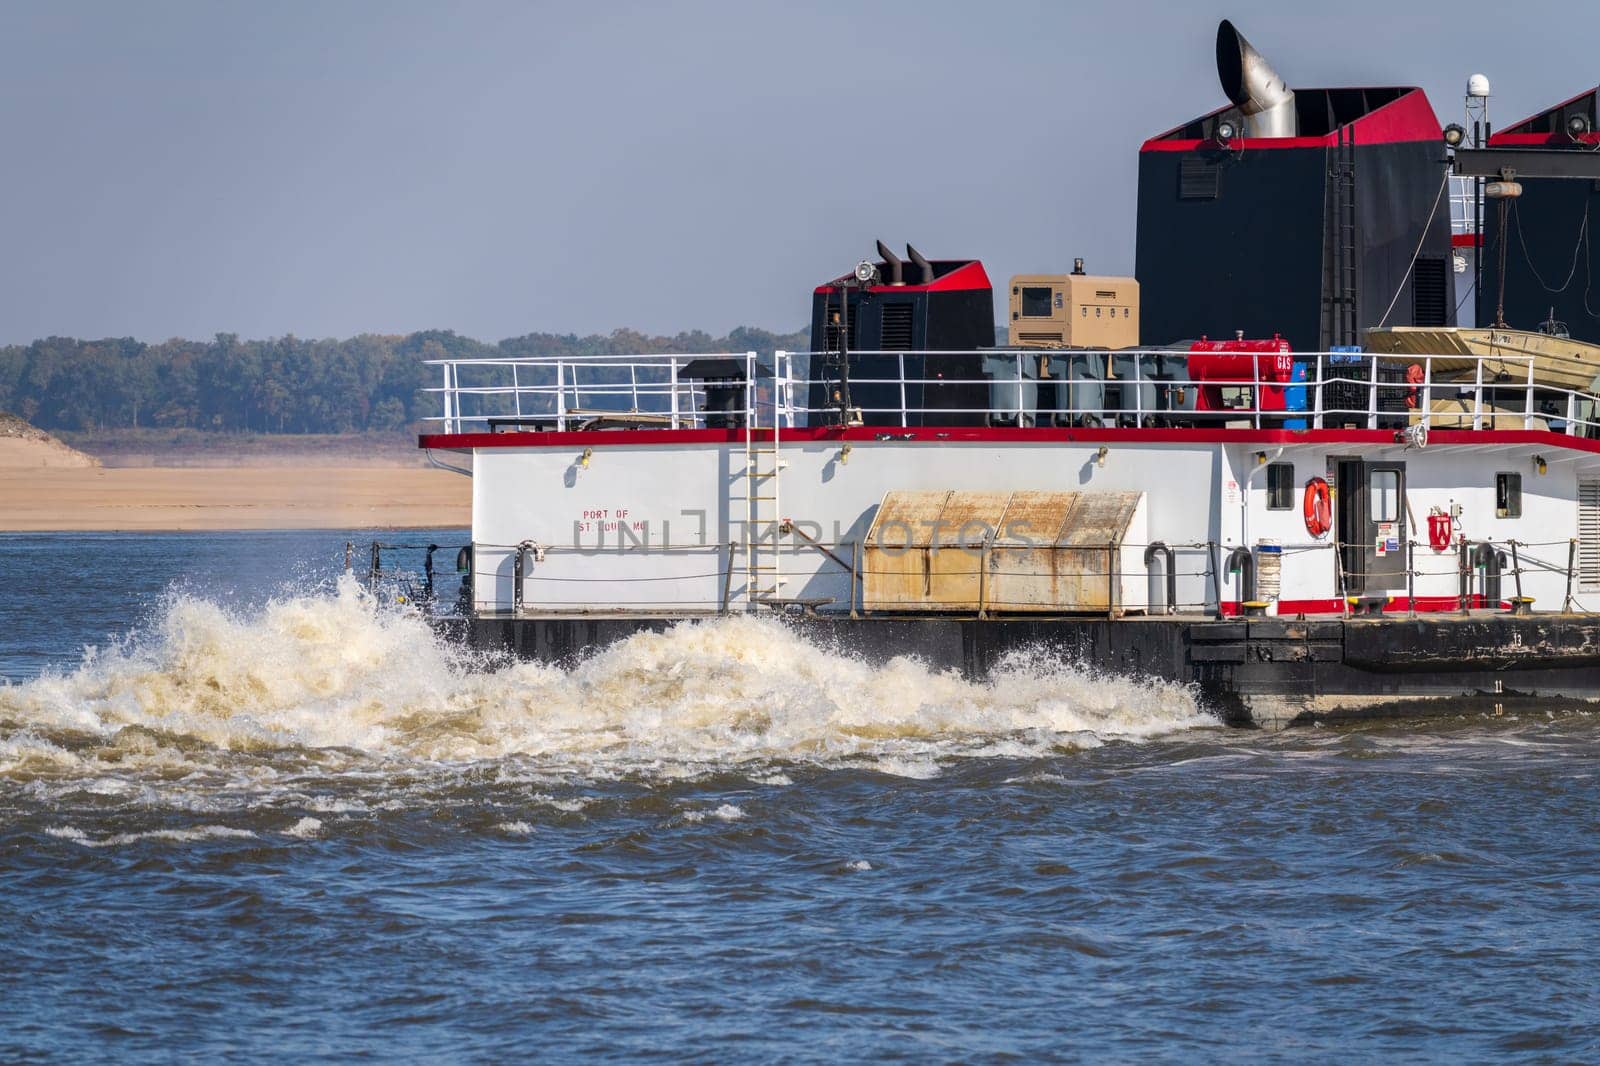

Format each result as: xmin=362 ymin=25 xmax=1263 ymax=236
xmin=1221 ymin=595 xmax=1503 ymax=617
xmin=421 ymin=424 xmax=1600 ymax=456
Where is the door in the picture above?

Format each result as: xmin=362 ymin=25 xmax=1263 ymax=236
xmin=1334 ymin=459 xmax=1366 ymax=593
xmin=1364 ymin=462 xmax=1407 ymax=591
xmin=1334 ymin=459 xmax=1407 ymax=593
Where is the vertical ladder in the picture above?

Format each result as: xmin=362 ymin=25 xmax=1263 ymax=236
xmin=1322 ymin=125 xmax=1360 ymax=347
xmin=739 ymin=350 xmax=785 ymax=608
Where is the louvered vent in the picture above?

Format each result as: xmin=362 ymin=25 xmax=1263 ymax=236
xmin=1179 ymin=155 xmax=1221 ymax=200
xmin=880 ymin=303 xmax=914 ymax=350
xmin=1580 ymin=479 xmax=1600 ymax=591
xmin=1412 ymin=257 xmax=1449 ymax=327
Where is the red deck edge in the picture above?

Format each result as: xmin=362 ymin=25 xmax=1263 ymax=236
xmin=421 ymin=425 xmax=1600 ymax=455
xmin=1220 ymin=595 xmax=1502 ymax=617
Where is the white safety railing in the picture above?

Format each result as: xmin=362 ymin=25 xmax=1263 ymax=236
xmin=423 ymin=352 xmax=801 ymax=434
xmin=422 ymin=349 xmax=1600 ymax=438
xmin=780 ymin=349 xmax=1600 ymax=437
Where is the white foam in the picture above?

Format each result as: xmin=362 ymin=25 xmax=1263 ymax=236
xmin=496 ymin=820 xmax=535 ymax=835
xmin=683 ymin=803 xmax=745 ymax=823
xmin=47 ymin=824 xmax=257 ymax=847
xmin=284 ymin=816 xmax=322 ymax=839
xmin=0 ymin=578 xmax=1214 ymax=807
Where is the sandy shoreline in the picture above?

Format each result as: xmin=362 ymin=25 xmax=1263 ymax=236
xmin=0 ymin=464 xmax=471 ymax=532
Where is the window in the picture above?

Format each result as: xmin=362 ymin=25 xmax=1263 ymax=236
xmin=1496 ymin=472 xmax=1522 ymax=518
xmin=1021 ymin=287 xmax=1053 ymax=318
xmin=1266 ymin=462 xmax=1295 ymax=509
xmin=1370 ymin=469 xmax=1399 ymax=522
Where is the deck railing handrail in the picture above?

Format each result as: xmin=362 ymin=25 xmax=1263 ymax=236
xmin=421 ymin=348 xmax=1599 ymax=438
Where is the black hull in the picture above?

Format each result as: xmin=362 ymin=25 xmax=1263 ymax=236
xmin=432 ymin=612 xmax=1600 ymax=729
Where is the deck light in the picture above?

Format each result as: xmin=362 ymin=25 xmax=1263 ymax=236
xmin=839 ymin=443 xmax=852 ymax=465
xmin=1566 ymin=114 xmax=1592 ymax=140
xmin=1534 ymin=454 xmax=1548 ymax=475
xmin=580 ymin=447 xmax=593 ymax=469
xmin=1215 ymin=119 xmax=1238 ymax=145
xmin=1442 ymin=122 xmax=1467 ymax=148
xmin=1096 ymin=445 xmax=1109 ymax=468
xmin=854 ymin=261 xmax=879 ymax=285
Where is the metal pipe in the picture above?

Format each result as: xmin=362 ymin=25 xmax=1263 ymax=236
xmin=875 ymin=240 xmax=904 ymax=286
xmin=1473 ymin=541 xmax=1502 ymax=606
xmin=1508 ymin=540 xmax=1524 ymax=603
xmin=1144 ymin=542 xmax=1176 ymax=615
xmin=905 ymin=243 xmax=935 ymax=285
xmin=513 ymin=540 xmax=531 ymax=614
xmin=1215 ymin=20 xmax=1297 ymax=138
xmin=1226 ymin=546 xmax=1255 ymax=606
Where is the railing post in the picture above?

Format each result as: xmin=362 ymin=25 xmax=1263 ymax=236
xmin=1508 ymin=539 xmax=1524 ymax=603
xmin=630 ymin=363 xmax=640 ymax=414
xmin=1406 ymin=537 xmax=1416 ymax=618
xmin=670 ymin=356 xmax=681 ymax=429
xmin=441 ymin=363 xmax=454 ymax=435
xmin=556 ymin=361 xmax=568 ymax=431
xmin=1421 ymin=356 xmax=1433 ymax=431
xmin=512 ymin=361 xmax=522 ymax=425
xmin=1524 ymin=357 xmax=1536 ymax=430
xmin=1367 ymin=353 xmax=1379 ymax=430
xmin=1252 ymin=352 xmax=1261 ymax=429
xmin=898 ymin=352 xmax=908 ymax=428
xmin=1134 ymin=354 xmax=1145 ymax=427
xmin=1313 ymin=354 xmax=1324 ymax=430
xmin=1472 ymin=356 xmax=1484 ymax=432
xmin=1208 ymin=540 xmax=1222 ymax=620
xmin=1566 ymin=538 xmax=1578 ymax=612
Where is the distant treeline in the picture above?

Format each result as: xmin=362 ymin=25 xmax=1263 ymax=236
xmin=0 ymin=326 xmax=808 ymax=434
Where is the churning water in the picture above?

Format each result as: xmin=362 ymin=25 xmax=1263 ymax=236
xmin=3 ymin=532 xmax=1599 ymax=1061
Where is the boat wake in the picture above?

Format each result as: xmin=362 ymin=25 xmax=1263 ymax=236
xmin=0 ymin=577 xmax=1213 ymax=812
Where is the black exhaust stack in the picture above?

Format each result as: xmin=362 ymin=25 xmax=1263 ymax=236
xmin=875 ymin=240 xmax=904 ymax=285
xmin=905 ymin=243 xmax=935 ymax=285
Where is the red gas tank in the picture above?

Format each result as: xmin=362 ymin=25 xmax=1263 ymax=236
xmin=1187 ymin=334 xmax=1293 ymax=413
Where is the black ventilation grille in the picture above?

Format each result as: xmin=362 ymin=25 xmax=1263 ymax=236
xmin=1179 ymin=155 xmax=1221 ymax=200
xmin=880 ymin=303 xmax=915 ymax=350
xmin=1412 ymin=256 xmax=1449 ymax=327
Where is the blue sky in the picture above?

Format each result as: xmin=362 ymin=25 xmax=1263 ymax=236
xmin=0 ymin=0 xmax=1586 ymax=343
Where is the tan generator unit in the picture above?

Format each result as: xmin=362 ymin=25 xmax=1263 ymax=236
xmin=1008 ymin=270 xmax=1140 ymax=349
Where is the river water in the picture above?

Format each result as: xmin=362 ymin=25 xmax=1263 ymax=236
xmin=2 ymin=531 xmax=1598 ymax=1061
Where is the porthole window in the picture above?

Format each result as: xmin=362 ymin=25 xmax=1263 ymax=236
xmin=1266 ymin=463 xmax=1294 ymax=509
xmin=1496 ymin=472 xmax=1522 ymax=518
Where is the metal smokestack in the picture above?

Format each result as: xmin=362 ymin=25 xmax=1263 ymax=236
xmin=875 ymin=240 xmax=904 ymax=285
xmin=905 ymin=243 xmax=935 ymax=285
xmin=1215 ymin=19 xmax=1296 ymax=138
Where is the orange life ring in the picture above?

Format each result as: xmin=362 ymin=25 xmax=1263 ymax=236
xmin=1304 ymin=477 xmax=1332 ymax=538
